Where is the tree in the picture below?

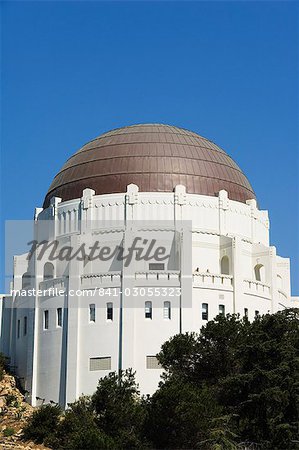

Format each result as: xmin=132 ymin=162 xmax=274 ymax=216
xmin=219 ymin=309 xmax=299 ymax=449
xmin=46 ymin=396 xmax=115 ymax=450
xmin=91 ymin=369 xmax=148 ymax=448
xmin=22 ymin=371 xmax=147 ymax=449
xmin=145 ymin=377 xmax=230 ymax=449
xmin=21 ymin=309 xmax=298 ymax=450
xmin=156 ymin=309 xmax=299 ymax=450
xmin=158 ymin=314 xmax=249 ymax=385
xmin=201 ymin=415 xmax=238 ymax=450
xmin=22 ymin=404 xmax=61 ymax=444
xmin=156 ymin=331 xmax=199 ymax=382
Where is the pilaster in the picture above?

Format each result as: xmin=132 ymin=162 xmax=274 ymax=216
xmin=232 ymin=236 xmax=243 ymax=314
xmin=80 ymin=189 xmax=95 ymax=233
xmin=65 ymin=234 xmax=82 ymax=406
xmin=246 ymin=199 xmax=258 ymax=243
xmin=49 ymin=196 xmax=62 ymax=238
xmin=269 ymin=246 xmax=279 ymax=312
xmin=30 ymin=243 xmax=45 ymax=406
xmin=174 ymin=185 xmax=186 ymax=223
xmin=218 ymin=189 xmax=229 ymax=235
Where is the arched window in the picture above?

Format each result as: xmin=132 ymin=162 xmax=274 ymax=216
xmin=163 ymin=301 xmax=171 ymax=319
xmin=277 ymin=274 xmax=283 ymax=289
xmin=145 ymin=301 xmax=152 ymax=319
xmin=220 ymin=256 xmax=230 ymax=275
xmin=22 ymin=272 xmax=31 ymax=289
xmin=43 ymin=262 xmax=54 ymax=281
xmin=254 ymin=264 xmax=265 ymax=282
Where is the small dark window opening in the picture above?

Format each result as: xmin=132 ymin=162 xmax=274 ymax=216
xmin=202 ymin=303 xmax=208 ymax=321
xmin=24 ymin=316 xmax=27 ymax=336
xmin=44 ymin=310 xmax=49 ymax=330
xmin=57 ymin=308 xmax=62 ymax=327
xmin=145 ymin=301 xmax=152 ymax=319
xmin=107 ymin=303 xmax=113 ymax=321
xmin=219 ymin=304 xmax=225 ymax=315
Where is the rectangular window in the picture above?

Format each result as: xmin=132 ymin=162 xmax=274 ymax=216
xmin=44 ymin=310 xmax=49 ymax=330
xmin=149 ymin=263 xmax=165 ymax=271
xmin=146 ymin=356 xmax=161 ymax=369
xmin=145 ymin=301 xmax=152 ymax=319
xmin=57 ymin=308 xmax=62 ymax=327
xmin=17 ymin=319 xmax=20 ymax=339
xmin=89 ymin=304 xmax=95 ymax=322
xmin=107 ymin=302 xmax=113 ymax=321
xmin=163 ymin=301 xmax=171 ymax=319
xmin=89 ymin=357 xmax=111 ymax=371
xmin=202 ymin=303 xmax=208 ymax=321
xmin=24 ymin=316 xmax=27 ymax=336
xmin=219 ymin=304 xmax=225 ymax=315
xmin=244 ymin=308 xmax=248 ymax=318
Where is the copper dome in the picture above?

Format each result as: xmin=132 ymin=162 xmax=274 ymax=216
xmin=43 ymin=124 xmax=256 ymax=208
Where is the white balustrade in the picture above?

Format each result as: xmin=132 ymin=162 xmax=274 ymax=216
xmin=192 ymin=272 xmax=233 ymax=290
xmin=243 ymin=279 xmax=271 ymax=298
xmin=81 ymin=271 xmax=121 ymax=288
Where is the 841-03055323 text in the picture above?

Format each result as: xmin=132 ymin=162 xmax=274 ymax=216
xmin=87 ymin=287 xmax=182 ymax=297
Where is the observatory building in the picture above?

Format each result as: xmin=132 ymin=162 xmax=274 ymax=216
xmin=0 ymin=124 xmax=297 ymax=407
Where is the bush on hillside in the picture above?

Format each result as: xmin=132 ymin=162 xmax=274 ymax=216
xmin=22 ymin=404 xmax=61 ymax=444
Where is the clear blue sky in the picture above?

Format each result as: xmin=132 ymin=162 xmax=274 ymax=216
xmin=1 ymin=1 xmax=298 ymax=294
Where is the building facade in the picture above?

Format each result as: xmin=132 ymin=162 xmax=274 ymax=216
xmin=1 ymin=124 xmax=298 ymax=407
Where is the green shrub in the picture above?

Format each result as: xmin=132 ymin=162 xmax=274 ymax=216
xmin=6 ymin=393 xmax=17 ymax=406
xmin=22 ymin=404 xmax=61 ymax=444
xmin=62 ymin=426 xmax=115 ymax=450
xmin=91 ymin=369 xmax=147 ymax=448
xmin=44 ymin=397 xmax=115 ymax=450
xmin=3 ymin=427 xmax=15 ymax=437
xmin=19 ymin=310 xmax=298 ymax=450
xmin=0 ymin=353 xmax=7 ymax=380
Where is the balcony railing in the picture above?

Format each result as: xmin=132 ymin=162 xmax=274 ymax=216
xmin=81 ymin=271 xmax=121 ymax=288
xmin=39 ymin=277 xmax=65 ymax=292
xmin=243 ymin=279 xmax=271 ymax=298
xmin=193 ymin=272 xmax=233 ymax=289
xmin=135 ymin=271 xmax=180 ymax=281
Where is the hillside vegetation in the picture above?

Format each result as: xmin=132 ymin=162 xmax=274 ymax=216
xmin=20 ymin=309 xmax=299 ymax=450
xmin=0 ymin=360 xmax=49 ymax=450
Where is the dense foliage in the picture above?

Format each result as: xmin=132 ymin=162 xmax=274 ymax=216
xmin=22 ymin=309 xmax=299 ymax=449
xmin=22 ymin=403 xmax=61 ymax=443
xmin=0 ymin=352 xmax=8 ymax=380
